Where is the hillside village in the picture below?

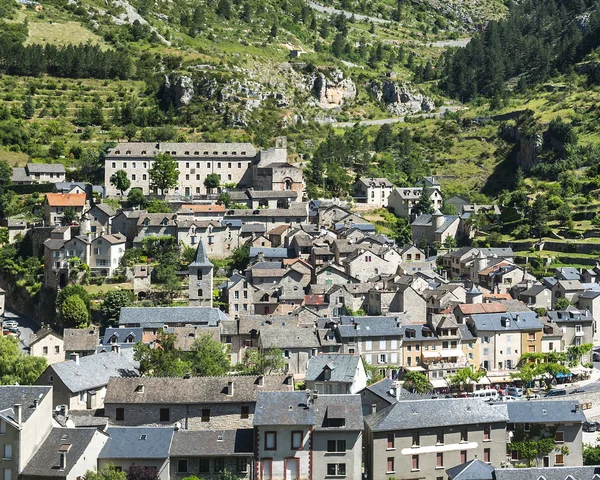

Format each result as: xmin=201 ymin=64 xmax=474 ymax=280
xmin=0 ymin=138 xmax=600 ymax=480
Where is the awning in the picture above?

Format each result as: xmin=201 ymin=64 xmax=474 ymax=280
xmin=422 ymin=351 xmax=441 ymax=359
xmin=556 ymin=372 xmax=572 ymax=378
xmin=405 ymin=366 xmax=426 ymax=372
xmin=478 ymin=376 xmax=491 ymax=385
xmin=571 ymin=367 xmax=592 ymax=375
xmin=440 ymin=348 xmax=464 ymax=358
xmin=430 ymin=378 xmax=448 ymax=388
xmin=486 ymin=375 xmax=513 ymax=383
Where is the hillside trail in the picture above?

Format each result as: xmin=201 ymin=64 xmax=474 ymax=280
xmin=330 ymin=105 xmax=465 ymax=127
xmin=306 ymin=1 xmax=390 ymax=23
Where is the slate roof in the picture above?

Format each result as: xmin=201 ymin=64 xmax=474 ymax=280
xmin=506 ymin=400 xmax=585 ymax=424
xmin=315 ymin=394 xmax=363 ymax=430
xmin=0 ymin=386 xmax=52 ymax=424
xmin=366 ymin=398 xmax=508 ymax=431
xmin=241 ymin=224 xmax=267 ymax=234
xmin=119 ymin=307 xmax=228 ymax=328
xmin=42 ymin=350 xmax=139 ymax=393
xmin=29 ymin=327 xmax=62 ymax=346
xmin=107 ymin=142 xmax=257 ymax=157
xmin=446 ymin=459 xmax=494 ymax=480
xmin=63 ymin=327 xmax=100 ymax=352
xmin=336 ymin=316 xmax=404 ymax=339
xmin=21 ymin=428 xmax=103 ymax=478
xmin=493 ymin=466 xmax=600 ymax=480
xmin=579 ymin=290 xmax=600 ymax=299
xmin=105 ymin=375 xmax=293 ymax=404
xmin=238 ymin=315 xmax=300 ymax=334
xmin=249 ymin=247 xmax=290 ymax=258
xmin=520 ymin=284 xmax=549 ymax=297
xmin=357 ymin=177 xmax=393 ymax=188
xmin=100 ymin=427 xmax=173 ymax=459
xmin=170 ymin=429 xmax=254 ymax=456
xmin=254 ymin=391 xmax=316 ymax=426
xmin=259 ymin=327 xmax=320 ymax=349
xmin=555 ymin=279 xmax=584 ymax=291
xmin=364 ymin=378 xmax=398 ymax=405
xmin=45 ymin=193 xmax=86 ymax=207
xmin=27 ymin=163 xmax=66 ymax=173
xmin=189 ymin=239 xmax=212 ymax=267
xmin=43 ymin=238 xmax=66 ymax=250
xmin=548 ymin=307 xmax=594 ymax=323
xmin=470 ymin=311 xmax=543 ymax=332
xmin=102 ymin=328 xmax=143 ymax=346
xmin=556 ymin=267 xmax=581 ymax=281
xmin=92 ymin=203 xmax=116 ymax=217
xmin=305 ymin=354 xmax=360 ymax=383
xmin=11 ymin=167 xmax=29 ymax=182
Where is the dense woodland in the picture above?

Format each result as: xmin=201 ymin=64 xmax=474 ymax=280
xmin=440 ymin=0 xmax=600 ymax=101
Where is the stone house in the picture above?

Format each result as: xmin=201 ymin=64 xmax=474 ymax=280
xmin=118 ymin=306 xmax=228 ymax=331
xmin=364 ymin=398 xmax=508 ymax=480
xmin=0 ymin=386 xmax=53 ymax=480
xmin=388 ymin=186 xmax=443 ymax=218
xmin=170 ymin=429 xmax=253 ymax=480
xmin=258 ymin=327 xmax=320 ymax=378
xmin=305 ymin=354 xmax=367 ymax=394
xmin=477 ymin=261 xmax=532 ymax=294
xmin=63 ymin=327 xmax=100 ymax=359
xmin=179 ymin=204 xmax=227 ymax=220
xmin=20 ymin=427 xmax=108 ymax=480
xmin=343 ymin=248 xmax=395 ymax=282
xmin=367 ymin=283 xmax=427 ymax=319
xmin=228 ymin=188 xmax=299 ymax=209
xmin=222 ymin=204 xmax=308 ymax=231
xmin=577 ymin=291 xmax=600 ymax=334
xmin=103 ymin=375 xmax=293 ymax=429
xmin=411 ymin=210 xmax=460 ymax=246
xmin=89 ymin=233 xmax=126 ymax=277
xmin=441 ymin=247 xmax=514 ymax=280
xmin=266 ymin=224 xmax=291 ymax=247
xmin=518 ymin=284 xmax=552 ymax=309
xmin=34 ymin=349 xmax=139 ymax=410
xmin=254 ymin=392 xmax=363 ymax=480
xmin=547 ymin=307 xmax=595 ymax=363
xmin=221 ymin=273 xmax=258 ymax=317
xmin=111 ymin=210 xmax=147 ymax=247
xmin=506 ymin=401 xmax=584 ymax=467
xmin=98 ymin=427 xmax=173 ymax=480
xmin=354 ymin=177 xmax=394 ymax=207
xmin=468 ymin=311 xmax=544 ymax=371
xmin=84 ymin=203 xmax=116 ymax=237
xmin=29 ymin=326 xmax=64 ymax=365
xmin=12 ymin=163 xmax=66 ymax=185
xmin=551 ymin=280 xmax=584 ymax=308
xmin=327 ymin=283 xmax=372 ymax=316
xmin=318 ymin=205 xmax=354 ymax=228
xmin=176 ymin=219 xmax=242 ymax=257
xmin=43 ymin=193 xmax=87 ymax=226
xmin=5 ymin=217 xmax=28 ymax=243
xmin=314 ymin=263 xmax=359 ymax=286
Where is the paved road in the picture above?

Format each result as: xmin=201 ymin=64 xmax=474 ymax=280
xmin=306 ymin=1 xmax=390 ymax=23
xmin=330 ymin=106 xmax=465 ymax=128
xmin=3 ymin=308 xmax=38 ymax=352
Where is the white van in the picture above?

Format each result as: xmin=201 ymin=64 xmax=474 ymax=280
xmin=467 ymin=389 xmax=499 ymax=401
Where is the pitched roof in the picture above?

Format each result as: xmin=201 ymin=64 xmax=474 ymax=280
xmin=363 ymin=378 xmax=398 ymax=405
xmin=365 ymin=398 xmax=508 ymax=431
xmin=259 ymin=327 xmax=320 ymax=349
xmin=105 ymin=375 xmax=292 ymax=404
xmin=357 ymin=177 xmax=393 ymax=187
xmin=267 ymin=224 xmax=291 ymax=235
xmin=102 ymin=328 xmax=144 ymax=346
xmin=506 ymin=400 xmax=585 ymax=424
xmin=181 ymin=204 xmax=226 ymax=214
xmin=241 ymin=224 xmax=267 ymax=234
xmin=315 ymin=394 xmax=363 ymax=430
xmin=254 ymin=391 xmax=316 ymax=426
xmin=0 ymin=386 xmax=52 ymax=424
xmin=493 ymin=466 xmax=600 ymax=480
xmin=42 ymin=350 xmax=139 ymax=393
xmin=119 ymin=307 xmax=227 ymax=328
xmin=107 ymin=142 xmax=257 ymax=157
xmin=305 ymin=354 xmax=360 ymax=383
xmin=27 ymin=162 xmax=66 ymax=173
xmin=45 ymin=193 xmax=86 ymax=207
xmin=470 ymin=311 xmax=543 ymax=332
xmin=92 ymin=203 xmax=116 ymax=217
xmin=100 ymin=427 xmax=173 ymax=459
xmin=189 ymin=240 xmax=212 ymax=267
xmin=521 ymin=284 xmax=549 ymax=297
xmin=21 ymin=428 xmax=103 ymax=478
xmin=304 ymin=294 xmax=328 ymax=306
xmin=548 ymin=307 xmax=594 ymax=323
xmin=170 ymin=429 xmax=254 ymax=456
xmin=455 ymin=302 xmax=506 ymax=315
xmin=249 ymin=247 xmax=290 ymax=258
xmin=93 ymin=233 xmax=126 ymax=244
xmin=446 ymin=460 xmax=494 ymax=480
xmin=29 ymin=327 xmax=63 ymax=346
xmin=63 ymin=327 xmax=100 ymax=352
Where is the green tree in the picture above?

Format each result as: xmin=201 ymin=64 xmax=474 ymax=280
xmin=237 ymin=348 xmax=285 ymax=375
xmin=231 ymin=243 xmax=250 ymax=271
xmin=218 ymin=192 xmax=232 ymax=208
xmin=0 ymin=160 xmax=12 ymax=191
xmin=402 ymin=371 xmax=433 ymax=394
xmin=100 ymin=290 xmax=134 ymax=327
xmin=23 ymin=95 xmax=35 ymax=119
xmin=188 ymin=334 xmax=230 ymax=376
xmin=204 ymin=173 xmax=220 ymax=193
xmin=413 ymin=189 xmax=434 ymax=217
xmin=591 ymin=214 xmax=600 ymax=229
xmin=584 ymin=445 xmax=600 ymax=465
xmin=216 ymin=0 xmax=231 ymax=19
xmin=60 ymin=295 xmax=90 ymax=328
xmin=127 ymin=188 xmax=146 ymax=208
xmin=149 ymin=153 xmax=179 ymax=195
xmin=49 ymin=140 xmax=66 ymax=159
xmin=0 ymin=336 xmax=47 ymax=385
xmin=123 ymin=124 xmax=137 ymax=141
xmin=84 ymin=465 xmax=127 ymax=480
xmin=443 ymin=236 xmax=457 ymax=250
xmin=110 ymin=170 xmax=131 ymax=196
xmin=508 ymin=425 xmax=561 ymax=467
xmin=446 ymin=367 xmax=485 ymax=387
xmin=554 ymin=298 xmax=572 ymax=310
xmin=530 ymin=196 xmax=549 ymax=239
xmin=62 ymin=207 xmax=78 ymax=225
xmin=127 ymin=465 xmax=159 ymax=480
xmin=57 ymin=285 xmax=91 ymax=312
xmin=134 ymin=332 xmax=191 ymax=377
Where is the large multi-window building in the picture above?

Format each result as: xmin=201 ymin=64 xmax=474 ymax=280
xmin=104 ymin=138 xmax=303 ymax=198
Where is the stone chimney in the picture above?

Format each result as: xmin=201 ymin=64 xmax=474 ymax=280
xmin=13 ymin=404 xmax=21 ymax=425
xmin=257 ymin=375 xmax=264 ymax=387
xmin=111 ymin=344 xmax=121 ymax=354
xmin=70 ymin=353 xmax=79 ymax=365
xmin=33 ymin=399 xmax=39 ymax=408
xmin=227 ymin=380 xmax=234 ymax=397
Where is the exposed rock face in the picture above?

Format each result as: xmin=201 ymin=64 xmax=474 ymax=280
xmin=500 ymin=125 xmax=543 ymax=171
xmin=371 ymin=81 xmax=434 ymax=115
xmin=311 ymin=72 xmax=357 ymax=109
xmin=162 ymin=74 xmax=194 ymax=109
xmin=174 ymin=75 xmax=194 ymax=107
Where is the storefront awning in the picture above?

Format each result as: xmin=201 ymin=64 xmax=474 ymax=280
xmin=439 ymin=348 xmax=464 ymax=358
xmin=477 ymin=376 xmax=491 ymax=385
xmin=422 ymin=351 xmax=441 ymax=359
xmin=486 ymin=375 xmax=513 ymax=383
xmin=431 ymin=378 xmax=448 ymax=388
xmin=405 ymin=366 xmax=426 ymax=372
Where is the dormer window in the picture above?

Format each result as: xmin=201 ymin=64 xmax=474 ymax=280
xmin=115 ymin=150 xmax=120 ymax=154
xmin=213 ymin=151 xmax=218 ymax=155
xmin=194 ymin=151 xmax=199 ymax=155
xmin=126 ymin=335 xmax=134 ymax=344
xmin=111 ymin=335 xmax=118 ymax=344
xmin=241 ymin=151 xmax=246 ymax=155
xmin=161 ymin=218 xmax=169 ymax=226
xmin=204 ymin=151 xmax=209 ymax=155
xmin=125 ymin=151 xmax=131 ymax=155
xmin=141 ymin=150 xmax=146 ymax=155
xmin=185 ymin=151 xmax=190 ymax=155
xmin=143 ymin=218 xmax=150 ymax=226
xmin=223 ymin=152 xmax=227 ymax=156
xmin=232 ymin=151 xmax=237 ymax=155
xmin=171 ymin=151 xmax=176 ymax=155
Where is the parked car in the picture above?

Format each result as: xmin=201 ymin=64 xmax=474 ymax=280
xmin=2 ymin=321 xmax=18 ymax=329
xmin=545 ymin=389 xmax=567 ymax=397
xmin=569 ymin=388 xmax=585 ymax=395
xmin=593 ymin=352 xmax=600 ymax=362
xmin=3 ymin=327 xmax=20 ymax=336
xmin=584 ymin=422 xmax=598 ymax=432
xmin=507 ymin=386 xmax=523 ymax=397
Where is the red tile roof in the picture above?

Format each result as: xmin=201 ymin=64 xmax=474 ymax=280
xmin=45 ymin=193 xmax=86 ymax=207
xmin=455 ymin=302 xmax=506 ymax=315
xmin=304 ymin=294 xmax=328 ymax=306
xmin=181 ymin=204 xmax=226 ymax=213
